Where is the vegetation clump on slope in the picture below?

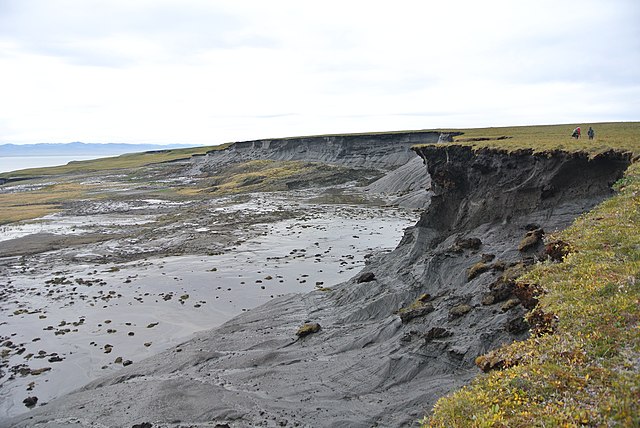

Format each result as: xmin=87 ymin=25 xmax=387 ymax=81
xmin=425 ymin=162 xmax=640 ymax=427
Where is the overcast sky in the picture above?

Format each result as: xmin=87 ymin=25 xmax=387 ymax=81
xmin=1 ymin=0 xmax=639 ymax=145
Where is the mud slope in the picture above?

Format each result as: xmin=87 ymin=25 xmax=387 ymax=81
xmin=9 ymin=146 xmax=631 ymax=428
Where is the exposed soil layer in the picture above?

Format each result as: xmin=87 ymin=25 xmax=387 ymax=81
xmin=6 ymin=145 xmax=630 ymax=427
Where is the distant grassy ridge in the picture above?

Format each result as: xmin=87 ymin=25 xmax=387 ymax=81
xmin=2 ymin=122 xmax=637 ymax=180
xmin=425 ymin=127 xmax=640 ymax=426
xmin=433 ymin=122 xmax=640 ymax=156
xmin=0 ymin=143 xmax=231 ymax=179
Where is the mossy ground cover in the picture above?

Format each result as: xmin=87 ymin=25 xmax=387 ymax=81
xmin=425 ymin=162 xmax=640 ymax=427
xmin=438 ymin=122 xmax=640 ymax=156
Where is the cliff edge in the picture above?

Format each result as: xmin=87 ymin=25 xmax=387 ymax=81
xmin=9 ymin=146 xmax=631 ymax=428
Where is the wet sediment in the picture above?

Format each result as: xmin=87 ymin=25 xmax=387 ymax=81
xmin=3 ymin=144 xmax=632 ymax=427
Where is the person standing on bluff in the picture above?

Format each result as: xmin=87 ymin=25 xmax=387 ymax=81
xmin=572 ymin=126 xmax=581 ymax=139
xmin=587 ymin=126 xmax=595 ymax=140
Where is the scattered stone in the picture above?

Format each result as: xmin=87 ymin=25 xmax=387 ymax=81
xmin=146 ymin=322 xmax=159 ymax=328
xmin=30 ymin=367 xmax=51 ymax=375
xmin=296 ymin=323 xmax=321 ymax=338
xmin=114 ymin=357 xmax=123 ymax=364
xmin=48 ymin=355 xmax=63 ymax=363
xmin=23 ymin=396 xmax=38 ymax=408
xmin=480 ymin=253 xmax=495 ymax=263
xmin=122 ymin=360 xmax=133 ymax=366
xmin=132 ymin=423 xmax=153 ymax=428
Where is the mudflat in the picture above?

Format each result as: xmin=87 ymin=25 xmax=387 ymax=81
xmin=0 ymin=149 xmax=420 ymax=421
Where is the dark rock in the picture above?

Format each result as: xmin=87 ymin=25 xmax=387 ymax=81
xmin=132 ymin=423 xmax=153 ymax=428
xmin=122 ymin=360 xmax=133 ymax=366
xmin=480 ymin=253 xmax=495 ymax=263
xmin=356 ymin=272 xmax=375 ymax=283
xmin=23 ymin=396 xmax=38 ymax=407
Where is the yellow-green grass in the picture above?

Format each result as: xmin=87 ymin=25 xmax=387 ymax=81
xmin=189 ymin=159 xmax=335 ymax=195
xmin=0 ymin=183 xmax=90 ymax=225
xmin=0 ymin=144 xmax=231 ymax=179
xmin=425 ymin=162 xmax=640 ymax=427
xmin=432 ymin=122 xmax=640 ymax=156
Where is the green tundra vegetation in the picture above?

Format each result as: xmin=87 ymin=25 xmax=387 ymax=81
xmin=439 ymin=122 xmax=640 ymax=155
xmin=424 ymin=123 xmax=640 ymax=427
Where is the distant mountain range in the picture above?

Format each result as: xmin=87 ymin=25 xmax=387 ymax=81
xmin=0 ymin=142 xmax=197 ymax=157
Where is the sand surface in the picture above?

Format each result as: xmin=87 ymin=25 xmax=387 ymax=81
xmin=0 ymin=190 xmax=416 ymax=419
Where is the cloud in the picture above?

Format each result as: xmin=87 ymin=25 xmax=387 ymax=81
xmin=0 ymin=0 xmax=638 ymax=144
xmin=0 ymin=0 xmax=277 ymax=67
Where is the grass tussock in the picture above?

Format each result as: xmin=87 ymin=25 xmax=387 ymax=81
xmin=0 ymin=183 xmax=89 ymax=224
xmin=425 ymin=162 xmax=640 ymax=427
xmin=200 ymin=160 xmax=334 ymax=195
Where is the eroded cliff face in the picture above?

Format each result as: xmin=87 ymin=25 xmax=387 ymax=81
xmin=194 ymin=131 xmax=443 ymax=172
xmin=10 ymin=146 xmax=631 ymax=428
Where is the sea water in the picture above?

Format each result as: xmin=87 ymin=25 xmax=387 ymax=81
xmin=0 ymin=155 xmax=103 ymax=173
